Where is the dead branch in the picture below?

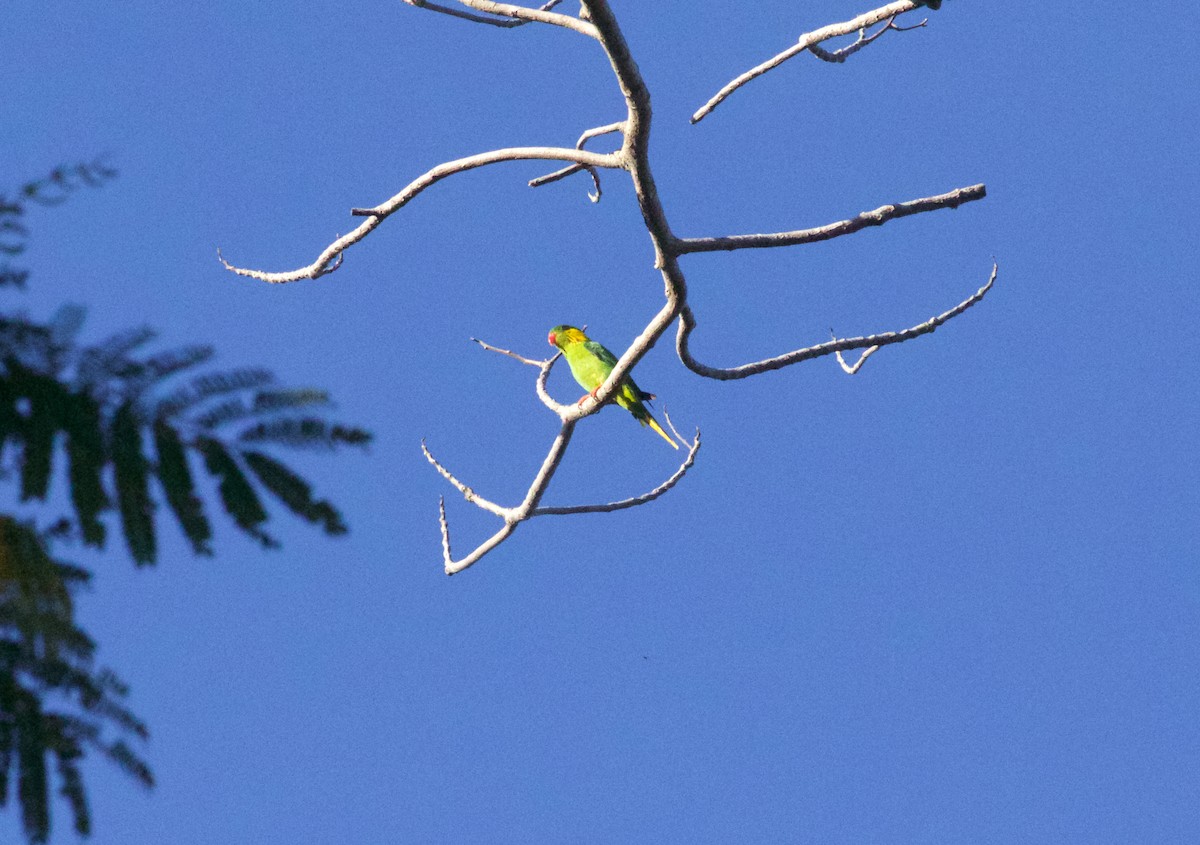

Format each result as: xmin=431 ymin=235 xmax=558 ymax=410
xmin=405 ymin=0 xmax=595 ymax=37
xmin=218 ymin=146 xmax=620 ymax=283
xmin=532 ymin=431 xmax=700 ymax=516
xmin=809 ymin=15 xmax=926 ymax=63
xmin=404 ymin=0 xmax=563 ymax=29
xmin=692 ymin=0 xmax=931 ymax=124
xmin=529 ymin=121 xmax=627 ymax=200
xmin=674 ymin=184 xmax=985 ymax=254
xmin=676 ymin=263 xmax=998 ymax=380
xmin=225 ymin=0 xmax=993 ymax=572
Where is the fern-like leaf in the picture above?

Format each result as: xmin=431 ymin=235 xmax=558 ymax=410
xmin=243 ymin=451 xmax=347 ymax=535
xmin=196 ymin=388 xmax=330 ymax=429
xmin=155 ymin=368 xmax=275 ymax=418
xmin=8 ymin=364 xmax=68 ymax=502
xmin=197 ymin=437 xmax=275 ymax=548
xmin=152 ymin=420 xmax=212 ymax=556
xmin=238 ymin=417 xmax=372 ymax=450
xmin=110 ymin=403 xmax=155 ymax=566
xmin=14 ymin=688 xmax=50 ymax=844
xmin=63 ymin=393 xmax=109 ymax=548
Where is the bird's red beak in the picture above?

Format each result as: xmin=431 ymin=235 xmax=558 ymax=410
xmin=547 ymin=331 xmax=556 ymax=346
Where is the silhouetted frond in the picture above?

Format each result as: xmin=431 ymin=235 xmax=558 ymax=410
xmin=110 ymin=403 xmax=155 ymax=566
xmin=152 ymin=420 xmax=212 ymax=556
xmin=14 ymin=688 xmax=50 ymax=844
xmin=197 ymin=437 xmax=276 ymax=548
xmin=75 ymin=327 xmax=157 ymax=384
xmin=197 ymin=388 xmax=330 ymax=429
xmin=238 ymin=417 xmax=372 ymax=450
xmin=47 ymin=728 xmax=88 ymax=837
xmin=47 ymin=306 xmax=86 ymax=351
xmin=2 ymin=519 xmax=150 ymax=839
xmin=6 ymin=364 xmax=69 ymax=502
xmin=63 ymin=393 xmax=108 ymax=548
xmin=137 ymin=345 xmax=216 ymax=385
xmin=97 ymin=740 xmax=153 ymax=790
xmin=155 ymin=368 xmax=275 ymax=418
xmin=243 ymin=451 xmax=347 ymax=535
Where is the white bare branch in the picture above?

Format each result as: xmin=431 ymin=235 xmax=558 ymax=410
xmin=405 ymin=0 xmax=596 ymax=37
xmin=438 ymin=498 xmax=518 ymax=575
xmin=675 ymin=184 xmax=986 ymax=254
xmin=470 ymin=336 xmax=549 ymax=368
xmin=834 ymin=341 xmax=881 ymax=375
xmin=692 ymin=0 xmax=931 ymax=124
xmin=228 ymin=0 xmax=993 ymax=572
xmin=529 ymin=121 xmax=627 ymax=197
xmin=218 ymin=146 xmax=620 ymax=283
xmin=421 ymin=440 xmax=509 ymax=518
xmin=677 ymin=263 xmax=998 ymax=381
xmin=808 ymin=15 xmax=927 ymax=63
xmin=533 ymin=430 xmax=700 ymax=516
xmin=403 ymin=0 xmax=564 ymax=29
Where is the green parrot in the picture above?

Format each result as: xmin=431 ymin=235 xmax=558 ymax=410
xmin=548 ymin=325 xmax=678 ymax=450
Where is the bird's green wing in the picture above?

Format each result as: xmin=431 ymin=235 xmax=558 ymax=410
xmin=582 ymin=340 xmax=618 ymax=368
xmin=563 ymin=339 xmax=616 ymax=392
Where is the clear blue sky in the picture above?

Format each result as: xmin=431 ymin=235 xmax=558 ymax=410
xmin=4 ymin=2 xmax=1198 ymax=842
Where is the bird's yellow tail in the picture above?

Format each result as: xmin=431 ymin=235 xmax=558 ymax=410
xmin=647 ymin=416 xmax=679 ymax=450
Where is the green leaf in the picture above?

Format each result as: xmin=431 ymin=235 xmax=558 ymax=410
xmin=197 ymin=437 xmax=276 ymax=548
xmin=50 ymin=732 xmax=89 ymax=837
xmin=196 ymin=388 xmax=330 ymax=429
xmin=7 ymin=364 xmax=69 ymax=502
xmin=155 ymin=368 xmax=275 ymax=418
xmin=238 ymin=417 xmax=372 ymax=450
xmin=243 ymin=451 xmax=347 ymax=535
xmin=153 ymin=420 xmax=212 ymax=556
xmin=14 ymin=688 xmax=50 ymax=844
xmin=63 ymin=393 xmax=109 ymax=547
xmin=111 ymin=402 xmax=156 ymax=566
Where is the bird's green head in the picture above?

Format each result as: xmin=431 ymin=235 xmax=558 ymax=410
xmin=548 ymin=325 xmax=588 ymax=349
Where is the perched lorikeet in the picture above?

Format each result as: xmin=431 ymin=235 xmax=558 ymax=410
xmin=548 ymin=325 xmax=678 ymax=450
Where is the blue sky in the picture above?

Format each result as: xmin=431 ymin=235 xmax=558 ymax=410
xmin=4 ymin=1 xmax=1198 ymax=842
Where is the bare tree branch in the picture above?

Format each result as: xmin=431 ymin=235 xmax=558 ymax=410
xmin=834 ymin=340 xmax=881 ymax=375
xmin=438 ymin=498 xmax=518 ymax=574
xmin=692 ymin=0 xmax=930 ymax=124
xmin=529 ymin=121 xmax=627 ymax=199
xmin=675 ymin=184 xmax=986 ymax=254
xmin=470 ymin=336 xmax=549 ymax=368
xmin=405 ymin=0 xmax=596 ymax=37
xmin=227 ymin=0 xmax=993 ymax=572
xmin=421 ymin=440 xmax=509 ymax=518
xmin=808 ymin=15 xmax=926 ymax=63
xmin=218 ymin=146 xmax=620 ymax=283
xmin=403 ymin=0 xmax=563 ymax=29
xmin=533 ymin=430 xmax=700 ymax=515
xmin=677 ymin=262 xmax=998 ymax=380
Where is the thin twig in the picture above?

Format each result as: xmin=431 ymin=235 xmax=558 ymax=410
xmin=833 ymin=337 xmax=881 ymax=374
xmin=422 ymin=440 xmax=510 ymax=517
xmin=529 ymin=121 xmax=627 ymax=200
xmin=406 ymin=0 xmax=595 ymax=37
xmin=219 ymin=146 xmax=620 ymax=283
xmin=533 ymin=430 xmax=700 ymax=515
xmin=677 ymin=263 xmax=998 ymax=380
xmin=403 ymin=0 xmax=563 ymax=28
xmin=809 ymin=16 xmax=925 ymax=63
xmin=674 ymin=184 xmax=986 ymax=254
xmin=471 ymin=337 xmax=549 ymax=367
xmin=692 ymin=0 xmax=929 ymax=124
